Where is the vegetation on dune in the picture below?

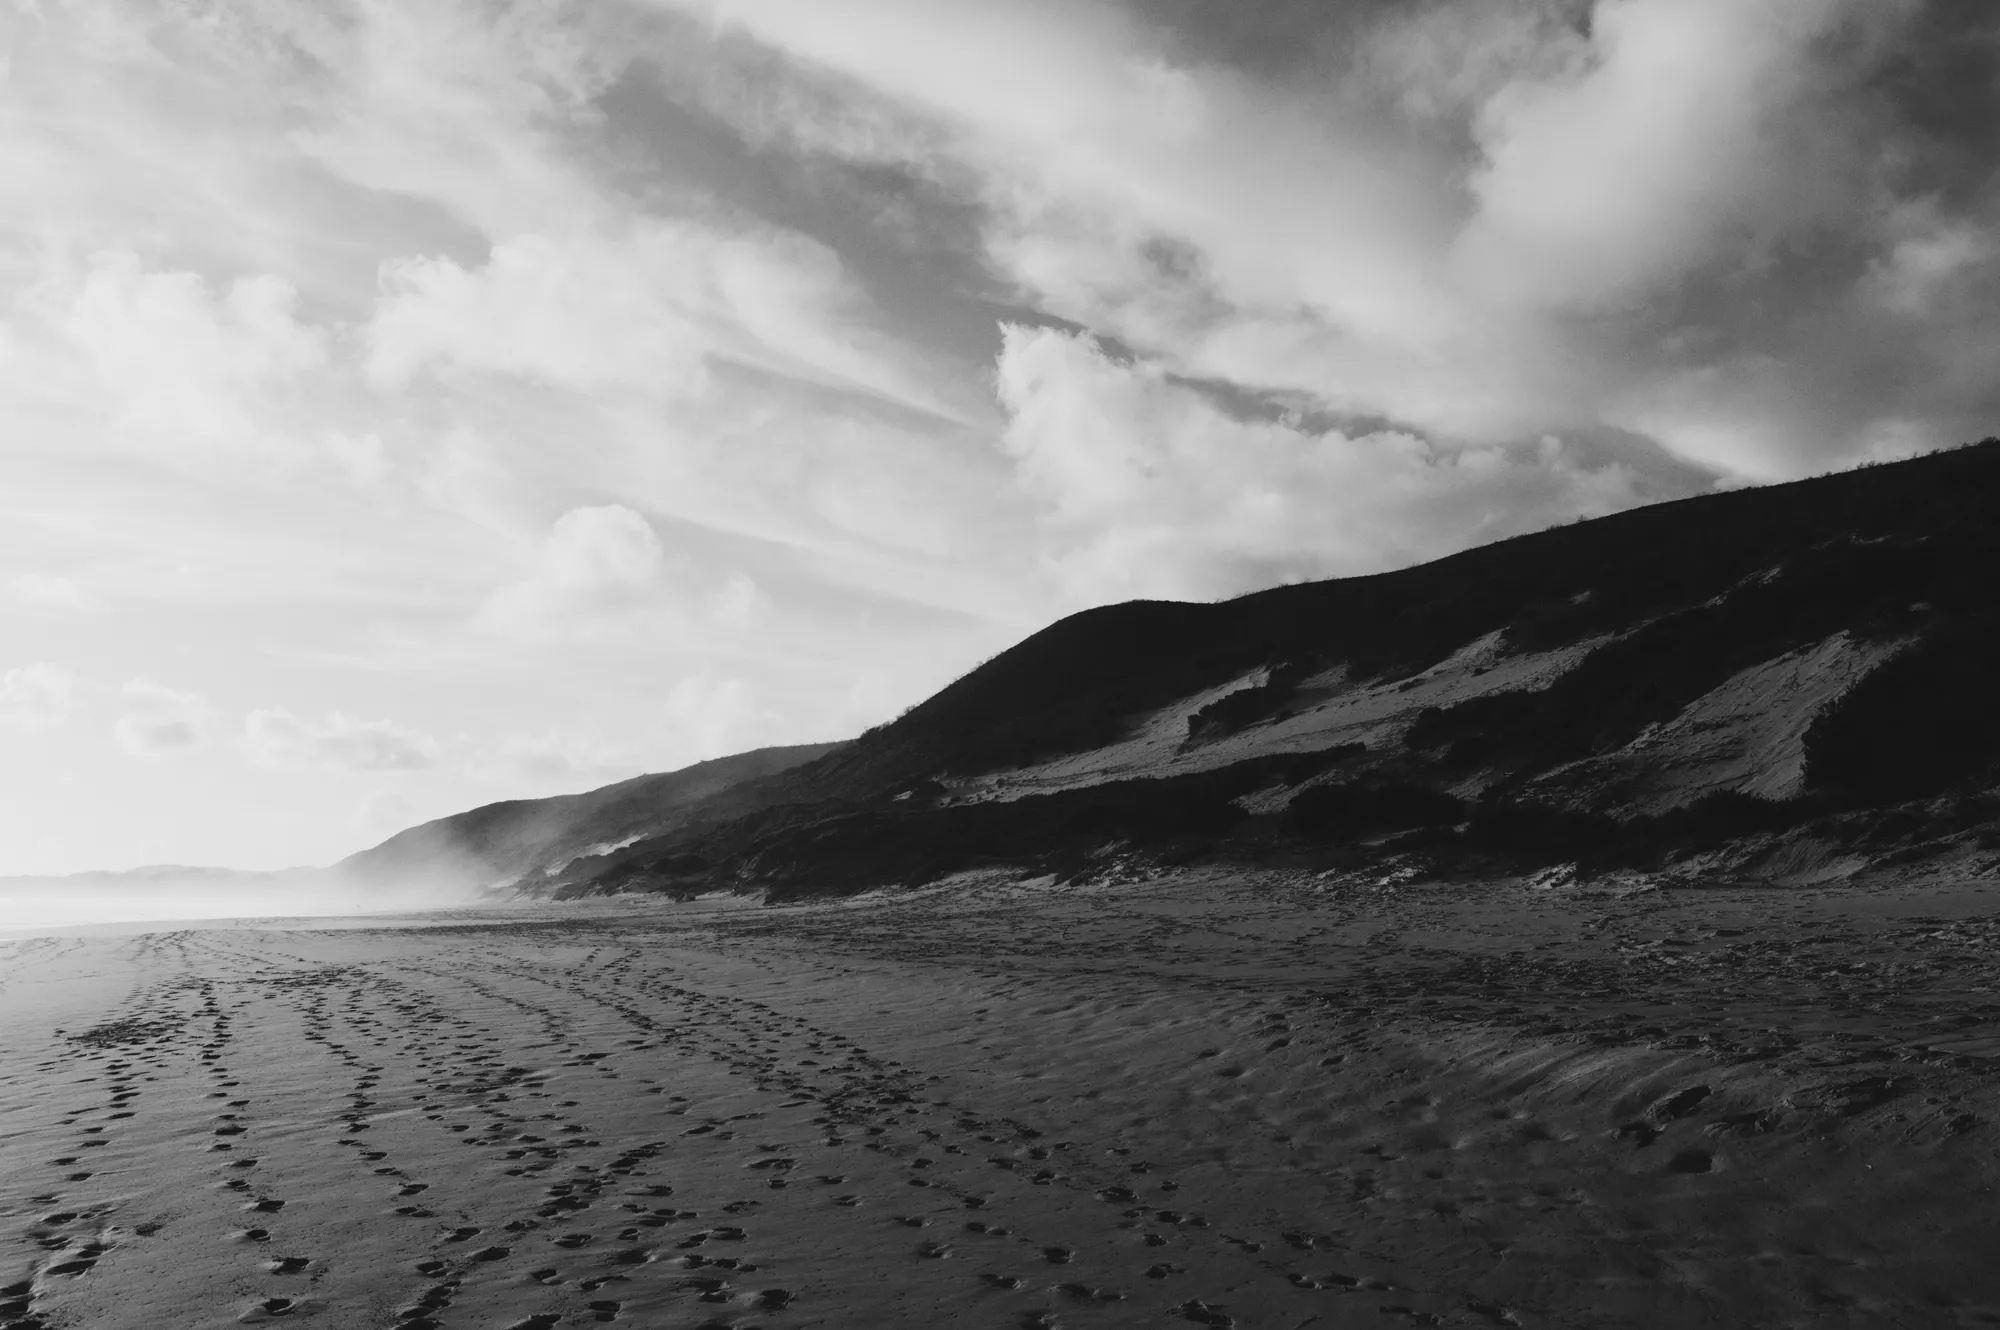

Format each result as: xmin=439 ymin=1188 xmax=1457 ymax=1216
xmin=374 ymin=440 xmax=2000 ymax=899
xmin=817 ymin=438 xmax=2000 ymax=787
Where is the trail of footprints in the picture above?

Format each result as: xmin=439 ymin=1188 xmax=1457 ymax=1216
xmin=5 ymin=947 xmax=217 ymax=1329
xmin=458 ymin=941 xmax=1442 ymax=1328
xmin=5 ymin=925 xmax=1460 ymax=1330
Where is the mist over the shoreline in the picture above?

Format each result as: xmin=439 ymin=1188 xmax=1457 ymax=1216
xmin=0 ymin=868 xmax=491 ymax=933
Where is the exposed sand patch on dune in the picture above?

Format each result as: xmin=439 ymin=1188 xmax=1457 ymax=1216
xmin=957 ymin=631 xmax=1612 ymax=804
xmin=1526 ymin=631 xmax=1911 ymax=814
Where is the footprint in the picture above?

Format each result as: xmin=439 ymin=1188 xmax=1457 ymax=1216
xmin=1059 ymin=1283 xmax=1124 ymax=1303
xmin=1667 ymin=1149 xmax=1714 ymax=1174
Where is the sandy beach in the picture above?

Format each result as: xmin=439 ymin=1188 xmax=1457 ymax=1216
xmin=5 ymin=868 xmax=2000 ymax=1330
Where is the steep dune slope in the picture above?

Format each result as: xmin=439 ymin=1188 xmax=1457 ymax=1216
xmin=786 ymin=439 xmax=1997 ymax=797
xmin=333 ymin=742 xmax=841 ymax=892
xmin=533 ymin=440 xmax=2000 ymax=898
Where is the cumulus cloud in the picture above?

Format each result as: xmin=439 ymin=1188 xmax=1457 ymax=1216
xmin=478 ymin=504 xmax=765 ymax=640
xmin=479 ymin=504 xmax=668 ymax=633
xmin=244 ymin=707 xmax=441 ymax=772
xmin=996 ymin=325 xmax=1639 ymax=602
xmin=113 ymin=680 xmax=213 ymax=756
xmin=14 ymin=251 xmax=326 ymax=460
xmin=1455 ymin=0 xmax=1871 ymax=310
xmin=366 ymin=233 xmax=714 ymax=396
xmin=1 ymin=663 xmax=74 ymax=731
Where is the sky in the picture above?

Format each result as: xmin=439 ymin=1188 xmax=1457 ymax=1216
xmin=2 ymin=0 xmax=1997 ymax=876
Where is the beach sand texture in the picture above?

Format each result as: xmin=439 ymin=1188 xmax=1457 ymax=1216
xmin=5 ymin=868 xmax=2000 ymax=1329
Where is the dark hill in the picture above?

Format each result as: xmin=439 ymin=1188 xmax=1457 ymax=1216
xmin=812 ymin=437 xmax=2000 ymax=790
xmin=332 ymin=742 xmax=842 ymax=892
xmin=358 ymin=439 xmax=2000 ymax=900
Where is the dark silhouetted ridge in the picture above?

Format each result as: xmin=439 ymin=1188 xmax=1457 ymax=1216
xmin=359 ymin=440 xmax=2000 ymax=901
xmin=333 ymin=742 xmax=842 ymax=891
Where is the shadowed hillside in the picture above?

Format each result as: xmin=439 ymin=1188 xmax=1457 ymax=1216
xmin=332 ymin=742 xmax=841 ymax=892
xmin=349 ymin=439 xmax=2000 ymax=901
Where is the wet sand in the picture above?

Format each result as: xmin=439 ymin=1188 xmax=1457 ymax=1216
xmin=5 ymin=868 xmax=2000 ymax=1329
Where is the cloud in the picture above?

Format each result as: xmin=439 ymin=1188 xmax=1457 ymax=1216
xmin=660 ymin=0 xmax=2000 ymax=481
xmin=244 ymin=707 xmax=441 ymax=772
xmin=12 ymin=0 xmax=2000 ymax=878
xmin=1 ymin=663 xmax=74 ymax=731
xmin=996 ymin=324 xmax=1640 ymax=602
xmin=9 ymin=574 xmax=93 ymax=610
xmin=14 ymin=250 xmax=327 ymax=461
xmin=366 ymin=225 xmax=952 ymax=417
xmin=1454 ymin=0 xmax=1879 ymax=311
xmin=113 ymin=679 xmax=213 ymax=756
xmin=366 ymin=233 xmax=714 ymax=396
xmin=477 ymin=504 xmax=766 ymax=640
xmin=478 ymin=504 xmax=667 ymax=633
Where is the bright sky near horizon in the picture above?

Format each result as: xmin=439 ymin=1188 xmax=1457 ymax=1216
xmin=2 ymin=0 xmax=1996 ymax=876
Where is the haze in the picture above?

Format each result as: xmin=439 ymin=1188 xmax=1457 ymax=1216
xmin=0 ymin=868 xmax=486 ymax=933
